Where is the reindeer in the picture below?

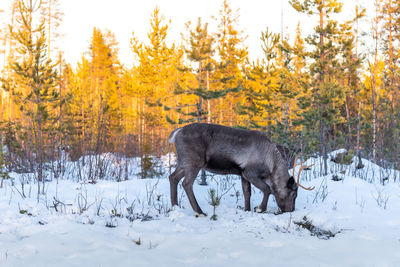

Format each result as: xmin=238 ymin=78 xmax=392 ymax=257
xmin=168 ymin=123 xmax=313 ymax=217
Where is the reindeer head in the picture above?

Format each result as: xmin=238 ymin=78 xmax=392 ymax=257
xmin=274 ymin=153 xmax=314 ymax=212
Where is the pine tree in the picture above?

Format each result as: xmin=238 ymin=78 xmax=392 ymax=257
xmin=165 ymin=18 xmax=217 ymax=125
xmin=1 ymin=1 xmax=18 ymax=122
xmin=0 ymin=8 xmax=5 ymax=123
xmin=89 ymin=28 xmax=121 ymax=154
xmin=2 ymin=0 xmax=59 ymax=188
xmin=380 ymin=0 xmax=400 ymax=165
xmin=366 ymin=0 xmax=383 ymax=162
xmin=240 ymin=26 xmax=304 ymax=152
xmin=67 ymin=56 xmax=91 ymax=160
xmin=131 ymin=7 xmax=175 ymax=151
xmin=337 ymin=7 xmax=364 ymax=155
xmin=65 ymin=28 xmax=122 ymax=181
xmin=290 ymin=0 xmax=345 ymax=175
xmin=214 ymin=0 xmax=248 ymax=126
xmin=239 ymin=28 xmax=280 ymax=135
xmin=130 ymin=7 xmax=180 ymax=176
xmin=162 ymin=18 xmax=236 ymax=185
xmin=291 ymin=22 xmax=311 ymax=136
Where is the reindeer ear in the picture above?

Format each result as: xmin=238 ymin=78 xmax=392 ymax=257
xmin=287 ymin=176 xmax=296 ymax=190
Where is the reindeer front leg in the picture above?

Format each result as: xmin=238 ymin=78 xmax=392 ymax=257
xmin=242 ymin=168 xmax=271 ymax=213
xmin=255 ymin=191 xmax=270 ymax=213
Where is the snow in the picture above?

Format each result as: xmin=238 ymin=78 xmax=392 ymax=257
xmin=1 ymin=150 xmax=400 ymax=266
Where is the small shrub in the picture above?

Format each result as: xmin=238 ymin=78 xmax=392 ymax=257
xmin=372 ymin=187 xmax=389 ymax=209
xmin=208 ymin=189 xmax=220 ymax=221
xmin=139 ymin=145 xmax=164 ymax=179
xmin=331 ymin=150 xmax=354 ymax=165
xmin=105 ymin=217 xmax=118 ymax=228
xmin=331 ymin=174 xmax=343 ymax=181
xmin=313 ymin=177 xmax=328 ymax=203
xmin=0 ymin=147 xmax=11 ymax=188
xmin=19 ymin=209 xmax=33 ymax=216
xmin=294 ymin=216 xmax=340 ymax=240
xmin=105 ymin=222 xmax=117 ymax=228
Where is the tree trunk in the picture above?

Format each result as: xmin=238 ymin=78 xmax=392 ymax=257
xmin=356 ymin=102 xmax=363 ymax=169
xmin=319 ymin=1 xmax=327 ymax=175
xmin=320 ymin=108 xmax=328 ymax=176
xmin=47 ymin=0 xmax=51 ymax=57
xmin=36 ymin=90 xmax=44 ymax=185
xmin=371 ymin=0 xmax=379 ymax=163
xmin=7 ymin=2 xmax=17 ymax=121
xmin=206 ymin=69 xmax=211 ymax=123
xmin=198 ymin=61 xmax=207 ymax=185
xmin=345 ymin=98 xmax=351 ymax=150
xmin=372 ymin=92 xmax=377 ymax=162
xmin=57 ymin=52 xmax=63 ymax=177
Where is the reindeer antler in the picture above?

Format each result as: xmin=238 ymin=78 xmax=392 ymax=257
xmin=293 ymin=153 xmax=315 ymax=191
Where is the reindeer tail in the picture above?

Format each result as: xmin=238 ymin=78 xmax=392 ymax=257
xmin=168 ymin=128 xmax=182 ymax=144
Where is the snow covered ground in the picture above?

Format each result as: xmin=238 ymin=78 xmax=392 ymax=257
xmin=1 ymin=151 xmax=400 ymax=267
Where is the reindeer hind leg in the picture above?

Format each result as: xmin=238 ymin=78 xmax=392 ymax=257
xmin=241 ymin=176 xmax=251 ymax=211
xmin=182 ymin=167 xmax=206 ymax=216
xmin=169 ymin=165 xmax=185 ymax=207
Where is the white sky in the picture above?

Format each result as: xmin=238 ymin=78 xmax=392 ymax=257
xmin=1 ymin=0 xmax=373 ymax=68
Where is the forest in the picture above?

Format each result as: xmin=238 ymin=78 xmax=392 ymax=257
xmin=2 ymin=1 xmax=400 ymax=266
xmin=0 ymin=0 xmax=399 ymax=182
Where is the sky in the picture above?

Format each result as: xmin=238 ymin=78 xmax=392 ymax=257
xmin=0 ymin=0 xmax=373 ymax=68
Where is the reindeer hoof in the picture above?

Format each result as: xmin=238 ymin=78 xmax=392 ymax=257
xmin=255 ymin=206 xmax=265 ymax=213
xmin=194 ymin=212 xmax=207 ymax=218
